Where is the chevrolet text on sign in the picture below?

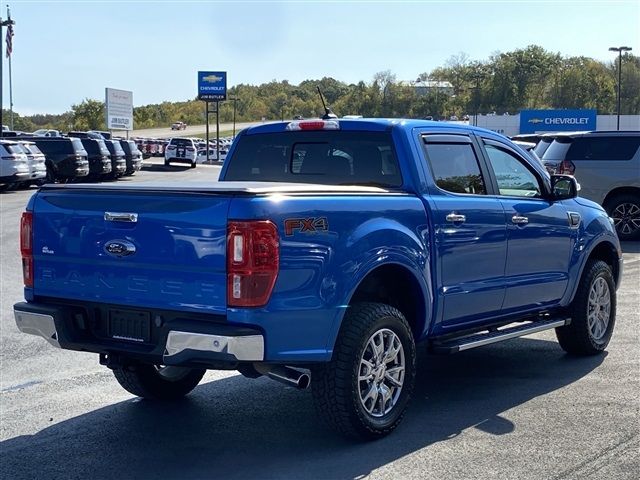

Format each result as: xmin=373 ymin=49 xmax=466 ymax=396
xmin=519 ymin=109 xmax=596 ymax=134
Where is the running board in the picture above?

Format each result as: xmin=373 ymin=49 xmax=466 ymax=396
xmin=430 ymin=317 xmax=571 ymax=354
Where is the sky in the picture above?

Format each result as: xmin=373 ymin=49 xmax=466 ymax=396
xmin=2 ymin=0 xmax=639 ymax=115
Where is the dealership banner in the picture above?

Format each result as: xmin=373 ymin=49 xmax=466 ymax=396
xmin=519 ymin=109 xmax=596 ymax=134
xmin=198 ymin=71 xmax=227 ymax=101
xmin=105 ymin=88 xmax=133 ymax=131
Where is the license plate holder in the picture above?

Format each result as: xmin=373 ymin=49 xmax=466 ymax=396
xmin=109 ymin=309 xmax=151 ymax=343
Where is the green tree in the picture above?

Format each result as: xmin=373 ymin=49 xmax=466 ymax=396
xmin=71 ymin=98 xmax=105 ymax=130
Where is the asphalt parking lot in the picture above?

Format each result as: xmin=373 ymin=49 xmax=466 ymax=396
xmin=0 ymin=162 xmax=638 ymax=480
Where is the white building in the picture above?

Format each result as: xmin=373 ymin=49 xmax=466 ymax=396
xmin=400 ymin=80 xmax=454 ymax=96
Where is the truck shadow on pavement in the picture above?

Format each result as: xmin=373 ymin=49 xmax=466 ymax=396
xmin=1 ymin=338 xmax=605 ymax=480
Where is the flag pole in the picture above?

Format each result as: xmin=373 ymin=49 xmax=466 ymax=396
xmin=0 ymin=5 xmax=14 ymax=136
xmin=0 ymin=12 xmax=4 ymax=137
xmin=6 ymin=5 xmax=12 ymax=130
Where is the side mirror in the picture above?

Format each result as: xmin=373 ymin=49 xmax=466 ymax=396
xmin=551 ymin=174 xmax=579 ymax=200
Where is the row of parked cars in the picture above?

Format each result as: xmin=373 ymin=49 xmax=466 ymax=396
xmin=131 ymin=136 xmax=233 ymax=163
xmin=511 ymin=130 xmax=640 ymax=241
xmin=0 ymin=130 xmax=143 ymax=190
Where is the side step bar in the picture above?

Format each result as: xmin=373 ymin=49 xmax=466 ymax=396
xmin=430 ymin=317 xmax=571 ymax=354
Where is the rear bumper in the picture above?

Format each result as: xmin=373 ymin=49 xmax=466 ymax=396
xmin=166 ymin=157 xmax=195 ymax=164
xmin=1 ymin=172 xmax=31 ymax=184
xmin=13 ymin=301 xmax=264 ymax=365
xmin=89 ymin=157 xmax=112 ymax=175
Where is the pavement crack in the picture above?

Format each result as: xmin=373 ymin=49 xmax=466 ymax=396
xmin=552 ymin=432 xmax=639 ymax=480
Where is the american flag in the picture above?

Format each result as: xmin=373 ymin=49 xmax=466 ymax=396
xmin=5 ymin=22 xmax=13 ymax=58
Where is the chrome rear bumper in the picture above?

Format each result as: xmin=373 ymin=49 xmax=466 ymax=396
xmin=14 ymin=310 xmax=61 ymax=348
xmin=164 ymin=331 xmax=264 ymax=361
xmin=13 ymin=303 xmax=264 ymax=363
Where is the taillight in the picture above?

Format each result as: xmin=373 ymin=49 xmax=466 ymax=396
xmin=20 ymin=212 xmax=34 ymax=287
xmin=558 ymin=160 xmax=575 ymax=175
xmin=187 ymin=147 xmax=195 ymax=152
xmin=227 ymin=221 xmax=279 ymax=307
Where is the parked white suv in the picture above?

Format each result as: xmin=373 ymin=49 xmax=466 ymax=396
xmin=17 ymin=141 xmax=47 ymax=188
xmin=165 ymin=138 xmax=197 ymax=168
xmin=0 ymin=140 xmax=30 ymax=190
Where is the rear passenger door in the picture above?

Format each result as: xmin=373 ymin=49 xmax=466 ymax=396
xmin=480 ymin=138 xmax=574 ymax=314
xmin=420 ymin=134 xmax=507 ymax=330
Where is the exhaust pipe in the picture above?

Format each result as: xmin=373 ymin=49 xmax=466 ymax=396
xmin=255 ymin=364 xmax=310 ymax=390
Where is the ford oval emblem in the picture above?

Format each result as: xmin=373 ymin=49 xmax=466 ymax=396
xmin=104 ymin=240 xmax=136 ymax=258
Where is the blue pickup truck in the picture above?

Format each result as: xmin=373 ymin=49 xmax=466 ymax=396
xmin=14 ymin=119 xmax=622 ymax=439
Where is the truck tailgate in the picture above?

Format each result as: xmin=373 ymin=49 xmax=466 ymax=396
xmin=30 ymin=187 xmax=230 ymax=314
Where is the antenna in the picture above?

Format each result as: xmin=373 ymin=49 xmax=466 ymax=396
xmin=317 ymin=86 xmax=338 ymax=120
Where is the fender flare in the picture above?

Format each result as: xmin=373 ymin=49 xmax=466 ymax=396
xmin=564 ymin=234 xmax=621 ymax=305
xmin=323 ymin=254 xmax=433 ymax=357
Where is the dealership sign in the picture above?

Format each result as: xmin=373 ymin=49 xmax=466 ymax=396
xmin=198 ymin=71 xmax=227 ymax=101
xmin=105 ymin=88 xmax=133 ymax=131
xmin=519 ymin=109 xmax=596 ymax=134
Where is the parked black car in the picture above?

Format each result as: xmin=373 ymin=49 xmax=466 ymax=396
xmin=19 ymin=137 xmax=89 ymax=182
xmin=78 ymin=138 xmax=112 ymax=179
xmin=118 ymin=140 xmax=143 ymax=175
xmin=103 ymin=140 xmax=127 ymax=179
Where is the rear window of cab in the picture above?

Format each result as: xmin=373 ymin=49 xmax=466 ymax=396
xmin=223 ymin=131 xmax=402 ymax=187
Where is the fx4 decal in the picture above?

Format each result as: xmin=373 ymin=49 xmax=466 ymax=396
xmin=284 ymin=217 xmax=329 ymax=236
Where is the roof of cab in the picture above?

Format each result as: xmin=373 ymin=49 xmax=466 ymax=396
xmin=242 ymin=118 xmax=503 ymax=136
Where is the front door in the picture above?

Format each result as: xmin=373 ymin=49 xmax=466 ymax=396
xmin=481 ymin=139 xmax=574 ymax=313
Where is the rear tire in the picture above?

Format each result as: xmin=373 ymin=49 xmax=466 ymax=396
xmin=556 ymin=260 xmax=616 ymax=355
xmin=604 ymin=193 xmax=640 ymax=241
xmin=190 ymin=161 xmax=196 ymax=169
xmin=112 ymin=364 xmax=205 ymax=400
xmin=164 ymin=159 xmax=170 ymax=167
xmin=311 ymin=302 xmax=416 ymax=440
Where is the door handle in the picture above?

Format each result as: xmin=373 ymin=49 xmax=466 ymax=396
xmin=104 ymin=212 xmax=138 ymax=223
xmin=511 ymin=215 xmax=529 ymax=225
xmin=446 ymin=213 xmax=466 ymax=223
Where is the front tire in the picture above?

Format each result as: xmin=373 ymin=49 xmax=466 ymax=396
xmin=112 ymin=364 xmax=205 ymax=400
xmin=311 ymin=302 xmax=416 ymax=440
xmin=556 ymin=260 xmax=616 ymax=355
xmin=605 ymin=194 xmax=640 ymax=241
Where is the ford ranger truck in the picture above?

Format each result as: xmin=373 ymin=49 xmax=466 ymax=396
xmin=14 ymin=119 xmax=623 ymax=439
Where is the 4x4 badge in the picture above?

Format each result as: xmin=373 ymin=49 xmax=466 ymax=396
xmin=284 ymin=217 xmax=329 ymax=236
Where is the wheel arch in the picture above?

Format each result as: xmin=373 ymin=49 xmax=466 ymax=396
xmin=603 ymin=186 xmax=640 ymax=208
xmin=336 ymin=262 xmax=430 ymax=348
xmin=568 ymin=239 xmax=621 ymax=304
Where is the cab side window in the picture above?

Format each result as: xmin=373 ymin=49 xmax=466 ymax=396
xmin=485 ymin=145 xmax=542 ymax=198
xmin=423 ymin=142 xmax=487 ymax=195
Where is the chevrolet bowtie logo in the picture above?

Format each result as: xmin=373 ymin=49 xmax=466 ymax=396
xmin=528 ymin=118 xmax=544 ymax=124
xmin=202 ymin=74 xmax=223 ymax=83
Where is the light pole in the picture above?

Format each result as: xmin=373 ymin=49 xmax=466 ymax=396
xmin=230 ymin=97 xmax=237 ymax=137
xmin=608 ymin=46 xmax=632 ymax=131
xmin=471 ymin=72 xmax=483 ymax=127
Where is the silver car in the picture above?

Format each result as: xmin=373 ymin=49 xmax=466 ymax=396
xmin=539 ymin=131 xmax=640 ymax=240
